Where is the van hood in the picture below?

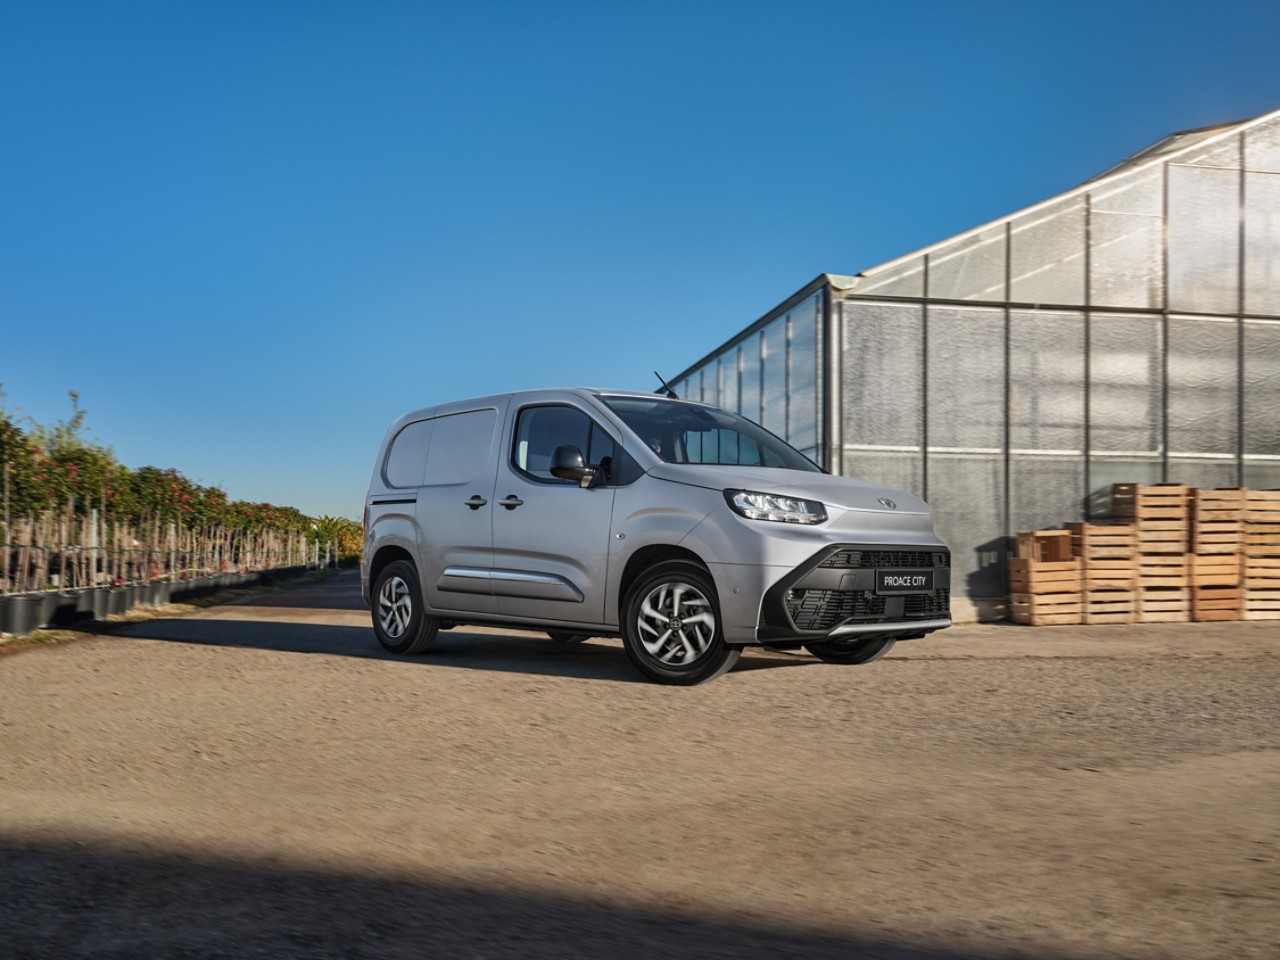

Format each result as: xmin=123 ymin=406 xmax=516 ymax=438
xmin=645 ymin=463 xmax=930 ymax=515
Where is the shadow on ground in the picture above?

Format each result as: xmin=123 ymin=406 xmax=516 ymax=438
xmin=118 ymin=571 xmax=815 ymax=683
xmin=0 ymin=833 xmax=1089 ymax=960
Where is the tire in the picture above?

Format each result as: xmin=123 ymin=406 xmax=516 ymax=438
xmin=620 ymin=561 xmax=740 ymax=685
xmin=372 ymin=560 xmax=439 ymax=655
xmin=547 ymin=631 xmax=592 ymax=644
xmin=803 ymin=637 xmax=896 ymax=664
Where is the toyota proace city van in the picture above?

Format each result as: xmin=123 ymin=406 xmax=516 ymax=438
xmin=362 ymin=389 xmax=950 ymax=685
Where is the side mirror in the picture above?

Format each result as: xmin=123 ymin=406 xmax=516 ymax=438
xmin=550 ymin=445 xmax=598 ymax=487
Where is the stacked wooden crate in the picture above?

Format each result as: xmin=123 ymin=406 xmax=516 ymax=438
xmin=1244 ymin=490 xmax=1280 ymax=620
xmin=1009 ymin=530 xmax=1082 ymax=625
xmin=1065 ymin=522 xmax=1136 ymax=623
xmin=1191 ymin=488 xmax=1244 ymax=621
xmin=1112 ymin=483 xmax=1191 ymax=623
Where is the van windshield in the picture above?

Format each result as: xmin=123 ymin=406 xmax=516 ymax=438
xmin=598 ymin=396 xmax=823 ymax=472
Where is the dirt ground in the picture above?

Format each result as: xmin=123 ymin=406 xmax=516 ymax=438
xmin=0 ymin=570 xmax=1276 ymax=959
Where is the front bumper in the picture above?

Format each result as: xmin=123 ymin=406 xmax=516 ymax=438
xmin=756 ymin=543 xmax=951 ymax=644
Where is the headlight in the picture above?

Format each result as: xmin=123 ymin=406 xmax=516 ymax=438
xmin=724 ymin=489 xmax=827 ymax=525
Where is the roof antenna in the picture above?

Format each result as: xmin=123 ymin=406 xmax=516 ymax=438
xmin=654 ymin=371 xmax=680 ymax=399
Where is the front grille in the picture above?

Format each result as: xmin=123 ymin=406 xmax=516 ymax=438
xmin=905 ymin=589 xmax=950 ymax=618
xmin=787 ymin=589 xmax=887 ymax=631
xmin=787 ymin=546 xmax=951 ymax=631
xmin=820 ymin=549 xmax=950 ymax=569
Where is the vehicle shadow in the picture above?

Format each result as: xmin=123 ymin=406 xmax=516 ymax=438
xmin=119 ymin=617 xmax=817 ymax=684
xmin=0 ymin=832 xmax=1098 ymax=960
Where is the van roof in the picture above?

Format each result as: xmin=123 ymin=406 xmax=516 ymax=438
xmin=385 ymin=387 xmax=712 ymax=431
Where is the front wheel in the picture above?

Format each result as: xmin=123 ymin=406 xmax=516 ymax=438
xmin=803 ymin=637 xmax=895 ymax=664
xmin=372 ymin=560 xmax=440 ymax=655
xmin=621 ymin=561 xmax=740 ymax=685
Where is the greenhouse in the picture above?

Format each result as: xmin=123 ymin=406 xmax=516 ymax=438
xmin=667 ymin=107 xmax=1280 ymax=617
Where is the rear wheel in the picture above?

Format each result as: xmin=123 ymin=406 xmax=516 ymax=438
xmin=621 ymin=561 xmax=740 ymax=685
xmin=803 ymin=637 xmax=895 ymax=664
xmin=372 ymin=560 xmax=439 ymax=655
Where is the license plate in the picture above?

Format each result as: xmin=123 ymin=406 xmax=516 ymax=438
xmin=875 ymin=568 xmax=934 ymax=595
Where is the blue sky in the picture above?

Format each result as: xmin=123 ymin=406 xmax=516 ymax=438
xmin=2 ymin=0 xmax=1277 ymax=519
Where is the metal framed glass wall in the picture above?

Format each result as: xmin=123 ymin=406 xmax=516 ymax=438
xmin=840 ymin=113 xmax=1280 ymax=598
xmin=674 ymin=291 xmax=825 ymax=464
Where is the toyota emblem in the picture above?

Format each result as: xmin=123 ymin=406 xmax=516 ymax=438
xmin=877 ymin=497 xmax=897 ymax=509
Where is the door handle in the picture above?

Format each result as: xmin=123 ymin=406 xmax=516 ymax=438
xmin=464 ymin=496 xmax=488 ymax=510
xmin=499 ymin=495 xmax=525 ymax=510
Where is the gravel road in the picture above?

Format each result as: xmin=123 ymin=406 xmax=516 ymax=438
xmin=1 ymin=570 xmax=1276 ymax=959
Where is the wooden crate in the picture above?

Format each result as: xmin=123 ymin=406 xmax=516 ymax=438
xmin=1010 ymin=592 xmax=1083 ymax=626
xmin=1015 ymin=530 xmax=1073 ymax=563
xmin=1243 ymin=589 xmax=1280 ymax=621
xmin=1193 ymin=586 xmax=1242 ymax=622
xmin=1243 ymin=556 xmax=1280 ymax=586
xmin=1244 ymin=489 xmax=1280 ymax=523
xmin=1192 ymin=487 xmax=1245 ymax=522
xmin=1191 ymin=554 xmax=1241 ymax=587
xmin=1243 ymin=542 xmax=1280 ymax=620
xmin=1066 ymin=522 xmax=1135 ymax=559
xmin=1084 ymin=590 xmax=1136 ymax=625
xmin=1135 ymin=520 xmax=1188 ymax=554
xmin=1008 ymin=558 xmax=1083 ymax=595
xmin=1112 ymin=483 xmax=1190 ymax=521
xmin=1137 ymin=554 xmax=1189 ymax=588
xmin=1244 ymin=523 xmax=1280 ymax=557
xmin=1139 ymin=588 xmax=1190 ymax=623
xmin=1084 ymin=558 xmax=1136 ymax=591
xmin=1191 ymin=521 xmax=1243 ymax=554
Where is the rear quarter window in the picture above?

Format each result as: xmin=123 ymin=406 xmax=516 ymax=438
xmin=383 ymin=420 xmax=433 ymax=488
xmin=423 ymin=409 xmax=498 ymax=485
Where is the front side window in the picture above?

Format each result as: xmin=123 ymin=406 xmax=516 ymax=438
xmin=513 ymin=405 xmax=621 ymax=483
xmin=599 ymin=396 xmax=822 ymax=472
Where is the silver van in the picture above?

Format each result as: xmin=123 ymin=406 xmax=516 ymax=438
xmin=362 ymin=389 xmax=950 ymax=685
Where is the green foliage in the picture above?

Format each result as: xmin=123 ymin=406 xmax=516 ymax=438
xmin=0 ymin=387 xmax=359 ymax=557
xmin=309 ymin=515 xmax=363 ymax=563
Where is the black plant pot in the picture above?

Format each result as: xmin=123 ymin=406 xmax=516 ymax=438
xmin=4 ymin=596 xmax=39 ymax=637
xmin=37 ymin=593 xmax=60 ymax=629
xmin=88 ymin=587 xmax=110 ymax=619
xmin=75 ymin=589 xmax=98 ymax=621
xmin=44 ymin=593 xmax=79 ymax=628
xmin=106 ymin=589 xmax=128 ymax=617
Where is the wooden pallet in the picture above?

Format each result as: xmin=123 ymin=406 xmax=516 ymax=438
xmin=1112 ymin=483 xmax=1190 ymax=521
xmin=1015 ymin=530 xmax=1073 ymax=563
xmin=1066 ymin=522 xmax=1135 ymax=559
xmin=1010 ymin=592 xmax=1082 ymax=626
xmin=1193 ymin=586 xmax=1242 ymax=622
xmin=1084 ymin=558 xmax=1136 ymax=591
xmin=1084 ymin=590 xmax=1136 ymax=625
xmin=1137 ymin=554 xmax=1189 ymax=589
xmin=1191 ymin=554 xmax=1241 ymax=587
xmin=1008 ymin=558 xmax=1083 ymax=595
xmin=1139 ymin=588 xmax=1190 ymax=623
